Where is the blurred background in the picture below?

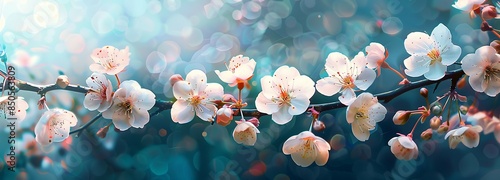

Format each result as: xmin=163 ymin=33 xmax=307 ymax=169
xmin=1 ymin=0 xmax=500 ymax=179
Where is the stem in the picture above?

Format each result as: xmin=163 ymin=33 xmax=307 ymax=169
xmin=383 ymin=62 xmax=406 ymax=79
xmin=115 ymin=74 xmax=121 ymax=87
xmin=69 ymin=113 xmax=103 ymax=136
xmin=408 ymin=116 xmax=423 ymax=137
xmin=308 ymin=117 xmax=315 ymax=132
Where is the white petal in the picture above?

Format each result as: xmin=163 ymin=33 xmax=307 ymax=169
xmin=354 ymin=68 xmax=376 ymax=90
xmin=133 ymin=89 xmax=156 ymax=110
xmin=351 ymin=52 xmax=367 ymax=77
xmin=351 ymin=120 xmax=370 ymax=141
xmin=423 ymin=63 xmax=446 ymax=81
xmin=173 ymin=81 xmax=192 ymax=100
xmin=289 ymin=94 xmax=310 ymax=115
xmin=397 ymin=136 xmax=417 ymax=149
xmin=204 ymin=83 xmax=224 ymax=101
xmin=171 ymin=100 xmax=195 ymax=124
xmin=290 ymin=140 xmax=317 ymax=167
xmin=404 ymin=32 xmax=434 ymax=55
xmin=388 ymin=137 xmax=398 ymax=146
xmin=186 ymin=69 xmax=208 ymax=95
xmin=272 ymin=106 xmax=293 ymax=125
xmin=86 ymin=73 xmax=107 ymax=90
xmin=234 ymin=61 xmax=255 ymax=80
xmin=260 ymin=76 xmax=280 ymax=100
xmin=325 ymin=52 xmax=350 ymax=76
xmin=461 ymin=131 xmax=480 ymax=148
xmin=215 ymin=70 xmax=237 ymax=84
xmin=431 ymin=24 xmax=452 ymax=50
xmin=404 ymin=55 xmax=429 ymax=77
xmin=339 ymin=88 xmax=356 ymax=106
xmin=440 ymin=45 xmax=461 ymax=66
xmin=112 ymin=109 xmax=132 ymax=131
xmin=316 ymin=77 xmax=342 ymax=96
xmin=461 ymin=53 xmax=485 ymax=77
xmin=102 ymin=103 xmax=118 ymax=119
xmin=195 ymin=104 xmax=217 ymax=121
xmin=314 ymin=139 xmax=330 ymax=166
xmin=119 ymin=80 xmax=141 ymax=91
xmin=469 ymin=73 xmax=485 ymax=93
xmin=273 ymin=66 xmax=301 ymax=91
xmin=444 ymin=129 xmax=457 ymax=140
xmin=14 ymin=98 xmax=29 ymax=121
xmin=97 ymin=97 xmax=113 ymax=112
xmin=453 ymin=127 xmax=469 ymax=136
xmin=233 ymin=122 xmax=258 ymax=146
xmin=34 ymin=111 xmax=55 ymax=145
xmin=368 ymin=102 xmax=387 ymax=123
xmin=89 ymin=63 xmax=106 ymax=74
xmin=255 ymin=93 xmax=280 ymax=114
xmin=83 ymin=94 xmax=101 ymax=111
xmin=131 ymin=108 xmax=150 ymax=128
xmin=484 ymin=78 xmax=500 ymax=97
xmin=290 ymin=75 xmax=315 ymax=98
xmin=282 ymin=135 xmax=300 ymax=154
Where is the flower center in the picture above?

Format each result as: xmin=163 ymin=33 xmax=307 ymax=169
xmin=342 ymin=76 xmax=355 ymax=89
xmin=484 ymin=65 xmax=500 ymax=82
xmin=427 ymin=49 xmax=442 ymax=65
xmin=117 ymin=101 xmax=133 ymax=118
xmin=355 ymin=108 xmax=368 ymax=121
xmin=189 ymin=95 xmax=204 ymax=106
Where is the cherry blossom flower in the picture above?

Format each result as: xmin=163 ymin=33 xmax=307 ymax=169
xmin=282 ymin=131 xmax=331 ymax=167
xmin=365 ymin=42 xmax=387 ymax=76
xmin=84 ymin=73 xmax=113 ymax=112
xmin=232 ymin=120 xmax=260 ymax=146
xmin=445 ymin=125 xmax=483 ymax=149
xmin=0 ymin=96 xmax=29 ymax=121
xmin=102 ymin=80 xmax=156 ymax=131
xmin=34 ymin=108 xmax=77 ymax=146
xmin=388 ymin=134 xmax=419 ymax=160
xmin=89 ymin=46 xmax=130 ymax=75
xmin=215 ymin=55 xmax=256 ymax=89
xmin=171 ymin=70 xmax=224 ymax=124
xmin=346 ymin=93 xmax=387 ymax=141
xmin=452 ymin=0 xmax=485 ymax=17
xmin=316 ymin=52 xmax=376 ymax=105
xmin=255 ymin=65 xmax=315 ymax=125
xmin=461 ymin=46 xmax=500 ymax=97
xmin=403 ymin=23 xmax=461 ymax=81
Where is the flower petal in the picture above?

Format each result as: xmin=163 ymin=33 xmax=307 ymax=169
xmin=273 ymin=66 xmax=300 ymax=91
xmin=131 ymin=108 xmax=150 ymax=128
xmin=112 ymin=109 xmax=132 ymax=131
xmin=354 ymin=68 xmax=376 ymax=90
xmin=215 ymin=70 xmax=237 ymax=84
xmin=325 ymin=52 xmax=350 ymax=75
xmin=233 ymin=122 xmax=258 ymax=146
xmin=423 ymin=63 xmax=446 ymax=81
xmin=195 ymin=104 xmax=217 ymax=121
xmin=290 ymin=141 xmax=317 ymax=167
xmin=255 ymin=92 xmax=280 ymax=114
xmin=368 ymin=102 xmax=387 ymax=123
xmin=404 ymin=32 xmax=433 ymax=55
xmin=339 ymin=88 xmax=356 ymax=106
xmin=173 ymin=81 xmax=192 ymax=100
xmin=171 ymin=100 xmax=195 ymax=124
xmin=272 ymin=105 xmax=293 ymax=125
xmin=397 ymin=136 xmax=417 ymax=149
xmin=290 ymin=75 xmax=315 ymax=98
xmin=289 ymin=94 xmax=310 ymax=115
xmin=314 ymin=139 xmax=330 ymax=166
xmin=186 ymin=69 xmax=208 ymax=95
xmin=440 ymin=45 xmax=461 ymax=66
xmin=260 ymin=76 xmax=280 ymax=100
xmin=404 ymin=55 xmax=429 ymax=77
xmin=316 ymin=77 xmax=342 ymax=96
xmin=133 ymin=89 xmax=156 ymax=110
xmin=351 ymin=120 xmax=370 ymax=141
xmin=204 ymin=83 xmax=224 ymax=101
xmin=282 ymin=135 xmax=300 ymax=154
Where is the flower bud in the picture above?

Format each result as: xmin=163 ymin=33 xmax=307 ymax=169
xmin=430 ymin=116 xmax=441 ymax=130
xmin=457 ymin=76 xmax=467 ymax=89
xmin=313 ymin=120 xmax=326 ymax=132
xmin=222 ymin=94 xmax=237 ymax=103
xmin=437 ymin=122 xmax=449 ymax=134
xmin=482 ymin=5 xmax=498 ymax=20
xmin=460 ymin=105 xmax=468 ymax=115
xmin=216 ymin=105 xmax=233 ymax=126
xmin=491 ymin=40 xmax=500 ymax=54
xmin=420 ymin=128 xmax=433 ymax=140
xmin=56 ymin=75 xmax=69 ymax=88
xmin=393 ymin=111 xmax=411 ymax=125
xmin=419 ymin=88 xmax=428 ymax=98
xmin=247 ymin=117 xmax=260 ymax=127
xmin=398 ymin=78 xmax=410 ymax=85
xmin=37 ymin=96 xmax=46 ymax=110
xmin=97 ymin=125 xmax=110 ymax=138
xmin=169 ymin=74 xmax=184 ymax=86
xmin=430 ymin=102 xmax=442 ymax=116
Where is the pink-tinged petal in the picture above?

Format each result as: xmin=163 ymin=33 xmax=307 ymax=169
xmin=282 ymin=135 xmax=300 ymax=154
xmin=195 ymin=104 xmax=217 ymax=121
xmin=461 ymin=129 xmax=480 ymax=148
xmin=273 ymin=66 xmax=300 ymax=91
xmin=215 ymin=70 xmax=237 ymax=84
xmin=314 ymin=139 xmax=330 ymax=166
xmin=255 ymin=93 xmax=280 ymax=114
xmin=204 ymin=83 xmax=224 ymax=101
xmin=325 ymin=52 xmax=350 ymax=75
xmin=290 ymin=140 xmax=317 ymax=167
xmin=112 ymin=110 xmax=132 ymax=131
xmin=366 ymin=42 xmax=386 ymax=69
xmin=171 ymin=100 xmax=195 ymax=124
xmin=289 ymin=94 xmax=310 ymax=115
xmin=133 ymin=89 xmax=156 ymax=110
xmin=339 ymin=88 xmax=356 ymax=106
xmin=316 ymin=77 xmax=342 ymax=96
xmin=105 ymin=79 xmax=113 ymax=101
xmin=91 ymin=47 xmax=108 ymax=62
xmin=404 ymin=55 xmax=429 ymax=77
xmin=351 ymin=120 xmax=370 ymax=141
xmin=346 ymin=92 xmax=370 ymax=124
xmin=440 ymin=45 xmax=461 ymax=66
xmin=368 ymin=102 xmax=387 ymax=123
xmin=272 ymin=105 xmax=293 ymax=125
xmin=469 ymin=73 xmax=485 ymax=93
xmin=86 ymin=73 xmax=107 ymax=90
xmin=423 ymin=63 xmax=446 ymax=81
xmin=173 ymin=81 xmax=192 ymax=100
xmin=102 ymin=103 xmax=118 ymax=120
xmin=461 ymin=53 xmax=485 ymax=76
xmin=494 ymin=125 xmax=500 ymax=143
xmin=14 ymin=98 xmax=29 ymax=121
xmin=354 ymin=68 xmax=376 ymax=90
xmin=119 ymin=80 xmax=141 ymax=91
xmin=89 ymin=63 xmax=106 ymax=73
xmin=84 ymin=93 xmax=102 ymax=111
xmin=388 ymin=137 xmax=398 ymax=146
xmin=260 ymin=76 xmax=279 ymax=99
xmin=233 ymin=122 xmax=258 ymax=146
xmin=351 ymin=52 xmax=367 ymax=76
xmin=131 ymin=108 xmax=150 ymax=128
xmin=397 ymin=136 xmax=417 ymax=149
xmin=234 ymin=61 xmax=255 ymax=80
xmin=186 ymin=69 xmax=208 ymax=95
xmin=404 ymin=32 xmax=433 ymax=55
xmin=484 ymin=78 xmax=500 ymax=97
xmin=97 ymin=98 xmax=112 ymax=112
xmin=34 ymin=111 xmax=55 ymax=145
xmin=290 ymin=75 xmax=315 ymax=98
xmin=444 ymin=129 xmax=457 ymax=140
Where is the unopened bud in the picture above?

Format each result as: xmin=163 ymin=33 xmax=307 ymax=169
xmin=430 ymin=102 xmax=442 ymax=116
xmin=420 ymin=128 xmax=433 ymax=140
xmin=56 ymin=75 xmax=69 ymax=88
xmin=97 ymin=125 xmax=110 ymax=138
xmin=216 ymin=105 xmax=233 ymax=126
xmin=457 ymin=76 xmax=467 ymax=89
xmin=393 ymin=111 xmax=411 ymax=125
xmin=399 ymin=78 xmax=410 ymax=85
xmin=419 ymin=88 xmax=428 ymax=98
xmin=460 ymin=105 xmax=468 ymax=115
xmin=169 ymin=74 xmax=184 ymax=86
xmin=437 ymin=122 xmax=449 ymax=134
xmin=482 ymin=5 xmax=498 ymax=20
xmin=313 ymin=120 xmax=326 ymax=132
xmin=247 ymin=117 xmax=260 ymax=127
xmin=222 ymin=94 xmax=237 ymax=103
xmin=430 ymin=116 xmax=442 ymax=130
xmin=37 ymin=96 xmax=46 ymax=110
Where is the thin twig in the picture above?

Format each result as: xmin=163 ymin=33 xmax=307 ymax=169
xmin=70 ymin=113 xmax=102 ymax=136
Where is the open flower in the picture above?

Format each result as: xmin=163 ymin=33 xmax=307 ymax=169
xmin=461 ymin=46 xmax=500 ymax=97
xmin=84 ymin=73 xmax=113 ymax=112
xmin=89 ymin=46 xmax=130 ymax=75
xmin=0 ymin=96 xmax=29 ymax=121
xmin=346 ymin=92 xmax=387 ymax=141
xmin=445 ymin=125 xmax=483 ymax=149
xmin=233 ymin=120 xmax=260 ymax=146
xmin=388 ymin=134 xmax=419 ymax=160
xmin=34 ymin=108 xmax=77 ymax=146
xmin=171 ymin=70 xmax=224 ymax=124
xmin=365 ymin=42 xmax=387 ymax=76
xmin=282 ymin=131 xmax=331 ymax=167
xmin=316 ymin=52 xmax=376 ymax=105
xmin=452 ymin=0 xmax=485 ymax=18
xmin=102 ymin=80 xmax=156 ymax=131
xmin=215 ymin=55 xmax=256 ymax=89
xmin=403 ymin=23 xmax=461 ymax=81
xmin=255 ymin=65 xmax=315 ymax=125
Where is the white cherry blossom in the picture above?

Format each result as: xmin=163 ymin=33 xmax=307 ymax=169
xmin=452 ymin=0 xmax=485 ymax=12
xmin=215 ymin=55 xmax=256 ymax=89
xmin=102 ymin=80 xmax=156 ymax=131
xmin=445 ymin=125 xmax=483 ymax=149
xmin=365 ymin=42 xmax=387 ymax=75
xmin=255 ymin=65 xmax=315 ymax=125
xmin=346 ymin=93 xmax=387 ymax=141
xmin=0 ymin=96 xmax=29 ymax=121
xmin=84 ymin=73 xmax=113 ymax=112
xmin=403 ymin=23 xmax=461 ymax=81
xmin=89 ymin=46 xmax=130 ymax=75
xmin=171 ymin=70 xmax=224 ymax=124
xmin=232 ymin=121 xmax=260 ymax=146
xmin=388 ymin=134 xmax=419 ymax=160
xmin=34 ymin=108 xmax=77 ymax=146
xmin=461 ymin=46 xmax=500 ymax=97
xmin=316 ymin=52 xmax=376 ymax=105
xmin=282 ymin=131 xmax=331 ymax=167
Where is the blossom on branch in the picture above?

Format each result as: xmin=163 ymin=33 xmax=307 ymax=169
xmin=34 ymin=108 xmax=77 ymax=146
xmin=445 ymin=125 xmax=483 ymax=149
xmin=84 ymin=73 xmax=113 ymax=112
xmin=365 ymin=42 xmax=387 ymax=76
xmin=233 ymin=120 xmax=260 ymax=146
xmin=346 ymin=93 xmax=387 ymax=141
xmin=89 ymin=46 xmax=130 ymax=75
xmin=102 ymin=80 xmax=156 ymax=131
xmin=171 ymin=70 xmax=224 ymax=124
xmin=403 ymin=23 xmax=461 ymax=81
xmin=282 ymin=131 xmax=331 ymax=167
xmin=316 ymin=52 xmax=376 ymax=105
xmin=255 ymin=65 xmax=315 ymax=125
xmin=461 ymin=46 xmax=500 ymax=97
xmin=215 ymin=55 xmax=256 ymax=89
xmin=388 ymin=134 xmax=419 ymax=160
xmin=0 ymin=96 xmax=29 ymax=121
xmin=452 ymin=0 xmax=485 ymax=18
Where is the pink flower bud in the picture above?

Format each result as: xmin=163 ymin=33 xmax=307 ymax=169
xmin=482 ymin=5 xmax=497 ymax=20
xmin=420 ymin=128 xmax=433 ymax=140
xmin=393 ymin=111 xmax=411 ymax=125
xmin=216 ymin=105 xmax=233 ymax=126
xmin=169 ymin=74 xmax=184 ymax=86
xmin=399 ymin=78 xmax=410 ymax=85
xmin=437 ymin=122 xmax=449 ymax=134
xmin=430 ymin=116 xmax=442 ymax=130
xmin=420 ymin=88 xmax=428 ymax=98
xmin=97 ymin=125 xmax=110 ymax=138
xmin=37 ymin=96 xmax=46 ymax=110
xmin=222 ymin=94 xmax=237 ymax=103
xmin=247 ymin=117 xmax=260 ymax=127
xmin=313 ymin=120 xmax=326 ymax=132
xmin=56 ymin=75 xmax=70 ymax=88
